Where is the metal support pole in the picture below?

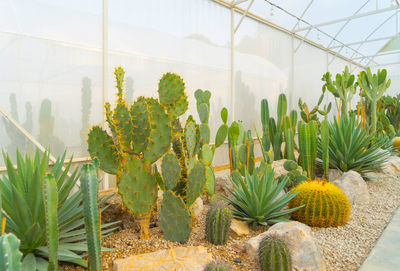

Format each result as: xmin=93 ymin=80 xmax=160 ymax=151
xmin=102 ymin=0 xmax=109 ymax=189
xmin=230 ymin=6 xmax=235 ymax=122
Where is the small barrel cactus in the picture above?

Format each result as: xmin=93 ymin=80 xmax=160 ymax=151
xmin=289 ymin=178 xmax=351 ymax=227
xmin=205 ymin=205 xmax=232 ymax=245
xmin=204 ymin=260 xmax=231 ymax=271
xmin=258 ymin=235 xmax=292 ymax=271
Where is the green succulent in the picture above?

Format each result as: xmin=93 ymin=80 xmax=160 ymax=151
xmin=0 ymin=150 xmax=119 ymax=269
xmin=222 ymin=168 xmax=303 ymax=230
xmin=318 ymin=116 xmax=390 ymax=174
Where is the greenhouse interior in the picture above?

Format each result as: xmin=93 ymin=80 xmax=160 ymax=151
xmin=1 ymin=0 xmax=400 ymax=270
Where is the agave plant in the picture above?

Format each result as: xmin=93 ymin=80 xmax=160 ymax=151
xmin=318 ymin=116 xmax=390 ymax=174
xmin=0 ymin=150 xmax=119 ymax=269
xmin=222 ymin=168 xmax=303 ymax=230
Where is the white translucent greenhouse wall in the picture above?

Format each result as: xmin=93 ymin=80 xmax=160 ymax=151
xmin=0 ymin=0 xmax=365 ymax=173
xmin=0 ymin=0 xmax=103 ymax=167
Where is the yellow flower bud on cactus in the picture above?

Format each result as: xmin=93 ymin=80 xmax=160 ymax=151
xmin=289 ymin=178 xmax=351 ymax=227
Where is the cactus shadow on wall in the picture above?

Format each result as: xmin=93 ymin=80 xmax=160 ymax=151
xmin=234 ymin=71 xmax=257 ymax=131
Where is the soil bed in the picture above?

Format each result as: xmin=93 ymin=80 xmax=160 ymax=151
xmin=63 ymin=174 xmax=400 ymax=271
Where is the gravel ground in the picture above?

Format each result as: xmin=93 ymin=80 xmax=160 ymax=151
xmin=63 ymin=173 xmax=400 ymax=271
xmin=312 ymin=174 xmax=400 ymax=271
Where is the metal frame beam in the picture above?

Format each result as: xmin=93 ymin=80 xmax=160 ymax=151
xmin=295 ymin=6 xmax=400 ymax=32
xmin=353 ymin=50 xmax=400 ymax=59
xmin=329 ymin=35 xmax=396 ymax=49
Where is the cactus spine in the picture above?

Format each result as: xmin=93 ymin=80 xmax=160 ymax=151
xmin=258 ymin=236 xmax=292 ymax=271
xmin=204 ymin=261 xmax=231 ymax=271
xmin=43 ymin=175 xmax=59 ymax=271
xmin=80 ymin=163 xmax=102 ymax=271
xmin=0 ymin=234 xmax=23 ymax=271
xmin=88 ymin=67 xmax=178 ymax=239
xmin=357 ymin=68 xmax=391 ymax=133
xmin=205 ymin=206 xmax=232 ymax=245
xmin=297 ymin=120 xmax=318 ymax=179
xmin=289 ymin=179 xmax=351 ymax=227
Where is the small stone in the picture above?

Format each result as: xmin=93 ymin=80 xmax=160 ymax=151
xmin=333 ymin=170 xmax=370 ymax=205
xmin=231 ymin=243 xmax=246 ymax=253
xmin=149 ymin=222 xmax=157 ymax=228
xmin=230 ymin=219 xmax=250 ymax=236
xmin=233 ymin=257 xmax=242 ymax=263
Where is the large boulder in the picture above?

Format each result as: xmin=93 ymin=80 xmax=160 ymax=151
xmin=382 ymin=155 xmax=400 ymax=176
xmin=245 ymin=221 xmax=325 ymax=271
xmin=333 ymin=170 xmax=370 ymax=205
xmin=113 ymin=246 xmax=212 ymax=271
xmin=272 ymin=159 xmax=289 ymax=178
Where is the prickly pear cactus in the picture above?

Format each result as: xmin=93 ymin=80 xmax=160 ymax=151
xmin=159 ymin=191 xmax=192 ymax=243
xmin=88 ymin=67 xmax=186 ymax=239
xmin=0 ymin=233 xmax=22 ymax=271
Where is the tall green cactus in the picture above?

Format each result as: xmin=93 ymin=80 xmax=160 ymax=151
xmin=88 ymin=67 xmax=181 ymax=239
xmin=357 ymin=68 xmax=391 ymax=134
xmin=298 ymin=121 xmax=318 ymax=179
xmin=43 ymin=175 xmax=59 ymax=271
xmin=0 ymin=233 xmax=23 ymax=271
xmin=261 ymin=99 xmax=270 ymax=153
xmin=322 ymin=66 xmax=356 ymax=118
xmin=321 ymin=119 xmax=329 ymax=180
xmin=194 ymin=90 xmax=228 ymax=195
xmin=80 ymin=163 xmax=102 ymax=271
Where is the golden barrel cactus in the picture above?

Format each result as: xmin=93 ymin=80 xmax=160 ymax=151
xmin=392 ymin=137 xmax=400 ymax=151
xmin=289 ymin=178 xmax=351 ymax=227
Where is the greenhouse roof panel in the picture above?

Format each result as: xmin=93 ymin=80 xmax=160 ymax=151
xmin=235 ymin=0 xmax=400 ymax=68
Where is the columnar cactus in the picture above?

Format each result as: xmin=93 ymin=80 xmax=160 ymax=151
xmin=205 ymin=205 xmax=232 ymax=245
xmin=258 ymin=235 xmax=292 ymax=271
xmin=88 ymin=67 xmax=183 ymax=239
xmin=0 ymin=233 xmax=23 ymax=271
xmin=194 ymin=89 xmax=228 ymax=195
xmin=289 ymin=178 xmax=351 ymax=227
xmin=357 ymin=68 xmax=391 ymax=133
xmin=322 ymin=66 xmax=357 ymax=118
xmin=80 ymin=163 xmax=102 ymax=271
xmin=204 ymin=260 xmax=231 ymax=271
xmin=320 ymin=119 xmax=330 ymax=180
xmin=43 ymin=175 xmax=59 ymax=271
xmin=297 ymin=120 xmax=318 ymax=179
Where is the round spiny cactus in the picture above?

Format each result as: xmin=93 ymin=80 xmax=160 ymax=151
xmin=204 ymin=260 xmax=231 ymax=271
xmin=205 ymin=205 xmax=232 ymax=245
xmin=289 ymin=178 xmax=351 ymax=227
xmin=258 ymin=235 xmax=292 ymax=271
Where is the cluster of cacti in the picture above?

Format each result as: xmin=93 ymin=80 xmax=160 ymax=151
xmin=0 ymin=233 xmax=23 ymax=271
xmin=297 ymin=120 xmax=318 ymax=179
xmin=2 ymin=93 xmax=33 ymax=157
xmin=228 ymin=121 xmax=255 ymax=175
xmin=205 ymin=205 xmax=232 ymax=245
xmin=88 ymin=67 xmax=175 ymax=239
xmin=289 ymin=178 xmax=351 ymax=227
xmin=194 ymin=89 xmax=228 ymax=195
xmin=43 ymin=175 xmax=59 ymax=271
xmin=298 ymin=89 xmax=331 ymax=124
xmin=258 ymin=235 xmax=292 ymax=271
xmin=276 ymin=160 xmax=308 ymax=190
xmin=322 ymin=66 xmax=357 ymax=118
xmin=204 ymin=260 xmax=231 ymax=271
xmin=261 ymin=94 xmax=297 ymax=161
xmin=80 ymin=162 xmax=102 ymax=271
xmin=357 ymin=68 xmax=391 ymax=134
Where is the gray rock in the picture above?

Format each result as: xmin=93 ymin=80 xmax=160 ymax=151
xmin=333 ymin=170 xmax=370 ymax=205
xmin=328 ymin=169 xmax=341 ymax=182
